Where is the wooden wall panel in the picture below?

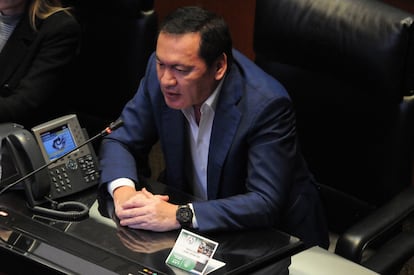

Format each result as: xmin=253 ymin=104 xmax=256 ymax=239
xmin=382 ymin=0 xmax=414 ymax=13
xmin=154 ymin=0 xmax=256 ymax=60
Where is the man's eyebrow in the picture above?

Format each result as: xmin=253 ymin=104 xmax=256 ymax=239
xmin=155 ymin=55 xmax=165 ymax=62
xmin=155 ymin=57 xmax=192 ymax=68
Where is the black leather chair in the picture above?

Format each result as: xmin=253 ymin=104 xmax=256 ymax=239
xmin=64 ymin=0 xmax=157 ymax=138
xmin=254 ymin=0 xmax=414 ymax=274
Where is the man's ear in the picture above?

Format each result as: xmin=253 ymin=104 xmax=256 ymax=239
xmin=215 ymin=53 xmax=228 ymax=80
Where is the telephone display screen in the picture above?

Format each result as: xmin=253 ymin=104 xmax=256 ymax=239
xmin=40 ymin=125 xmax=77 ymax=161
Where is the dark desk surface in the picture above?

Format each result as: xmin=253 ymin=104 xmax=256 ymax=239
xmin=0 ymin=182 xmax=303 ymax=275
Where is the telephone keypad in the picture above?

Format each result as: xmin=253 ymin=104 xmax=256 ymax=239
xmin=48 ymin=154 xmax=100 ymax=198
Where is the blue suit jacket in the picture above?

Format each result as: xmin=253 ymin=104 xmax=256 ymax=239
xmin=99 ymin=50 xmax=329 ymax=248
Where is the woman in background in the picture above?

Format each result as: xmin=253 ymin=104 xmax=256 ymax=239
xmin=0 ymin=0 xmax=80 ymax=129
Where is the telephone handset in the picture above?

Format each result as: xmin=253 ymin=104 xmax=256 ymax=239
xmin=0 ymin=114 xmax=100 ymax=210
xmin=1 ymin=124 xmax=50 ymax=207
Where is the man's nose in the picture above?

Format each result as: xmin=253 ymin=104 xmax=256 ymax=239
xmin=160 ymin=69 xmax=177 ymax=86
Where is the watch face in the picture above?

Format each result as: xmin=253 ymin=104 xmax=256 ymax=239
xmin=177 ymin=205 xmax=193 ymax=224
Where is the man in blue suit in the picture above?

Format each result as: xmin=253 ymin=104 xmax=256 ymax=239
xmin=99 ymin=6 xmax=329 ymax=249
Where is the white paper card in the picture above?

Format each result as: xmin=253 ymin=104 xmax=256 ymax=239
xmin=166 ymin=229 xmax=224 ymax=274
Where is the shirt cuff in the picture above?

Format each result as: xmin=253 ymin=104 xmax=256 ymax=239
xmin=107 ymin=178 xmax=136 ymax=197
xmin=188 ymin=203 xmax=198 ymax=229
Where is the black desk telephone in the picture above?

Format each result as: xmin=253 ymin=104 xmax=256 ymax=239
xmin=0 ymin=114 xmax=100 ymax=212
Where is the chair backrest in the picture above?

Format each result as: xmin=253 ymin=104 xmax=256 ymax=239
xmin=254 ymin=0 xmax=414 ymax=234
xmin=64 ymin=0 xmax=157 ymax=136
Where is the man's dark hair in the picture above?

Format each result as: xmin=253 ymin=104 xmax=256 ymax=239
xmin=159 ymin=6 xmax=233 ymax=69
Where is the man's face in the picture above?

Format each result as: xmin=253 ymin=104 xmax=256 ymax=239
xmin=156 ymin=32 xmax=226 ymax=110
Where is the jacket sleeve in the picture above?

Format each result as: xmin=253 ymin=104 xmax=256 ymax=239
xmin=99 ymin=54 xmax=160 ymax=189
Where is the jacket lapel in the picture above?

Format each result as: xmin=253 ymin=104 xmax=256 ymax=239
xmin=207 ymin=69 xmax=243 ymax=199
xmin=0 ymin=15 xmax=35 ymax=86
xmin=161 ymin=104 xmax=189 ymax=192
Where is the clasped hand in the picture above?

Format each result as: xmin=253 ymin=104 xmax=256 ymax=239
xmin=113 ymin=186 xmax=180 ymax=232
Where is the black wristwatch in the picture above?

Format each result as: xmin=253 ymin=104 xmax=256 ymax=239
xmin=176 ymin=204 xmax=193 ymax=228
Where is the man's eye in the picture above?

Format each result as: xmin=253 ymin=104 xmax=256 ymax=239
xmin=174 ymin=67 xmax=189 ymax=73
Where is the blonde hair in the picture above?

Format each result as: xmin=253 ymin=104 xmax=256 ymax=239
xmin=28 ymin=0 xmax=72 ymax=30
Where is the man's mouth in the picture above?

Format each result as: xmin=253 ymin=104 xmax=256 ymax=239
xmin=164 ymin=90 xmax=180 ymax=98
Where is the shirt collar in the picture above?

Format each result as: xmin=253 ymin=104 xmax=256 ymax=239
xmin=204 ymin=77 xmax=224 ymax=111
xmin=0 ymin=11 xmax=22 ymax=25
xmin=182 ymin=77 xmax=225 ymax=116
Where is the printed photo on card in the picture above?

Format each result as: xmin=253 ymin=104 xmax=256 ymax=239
xmin=166 ymin=229 xmax=219 ymax=275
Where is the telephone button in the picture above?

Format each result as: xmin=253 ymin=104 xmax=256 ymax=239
xmin=66 ymin=159 xmax=78 ymax=170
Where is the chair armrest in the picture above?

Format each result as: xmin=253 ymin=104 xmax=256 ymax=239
xmin=335 ymin=186 xmax=414 ymax=263
xmin=362 ymin=231 xmax=414 ymax=274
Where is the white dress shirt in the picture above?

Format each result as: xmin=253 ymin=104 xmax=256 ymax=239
xmin=181 ymin=78 xmax=223 ymax=199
